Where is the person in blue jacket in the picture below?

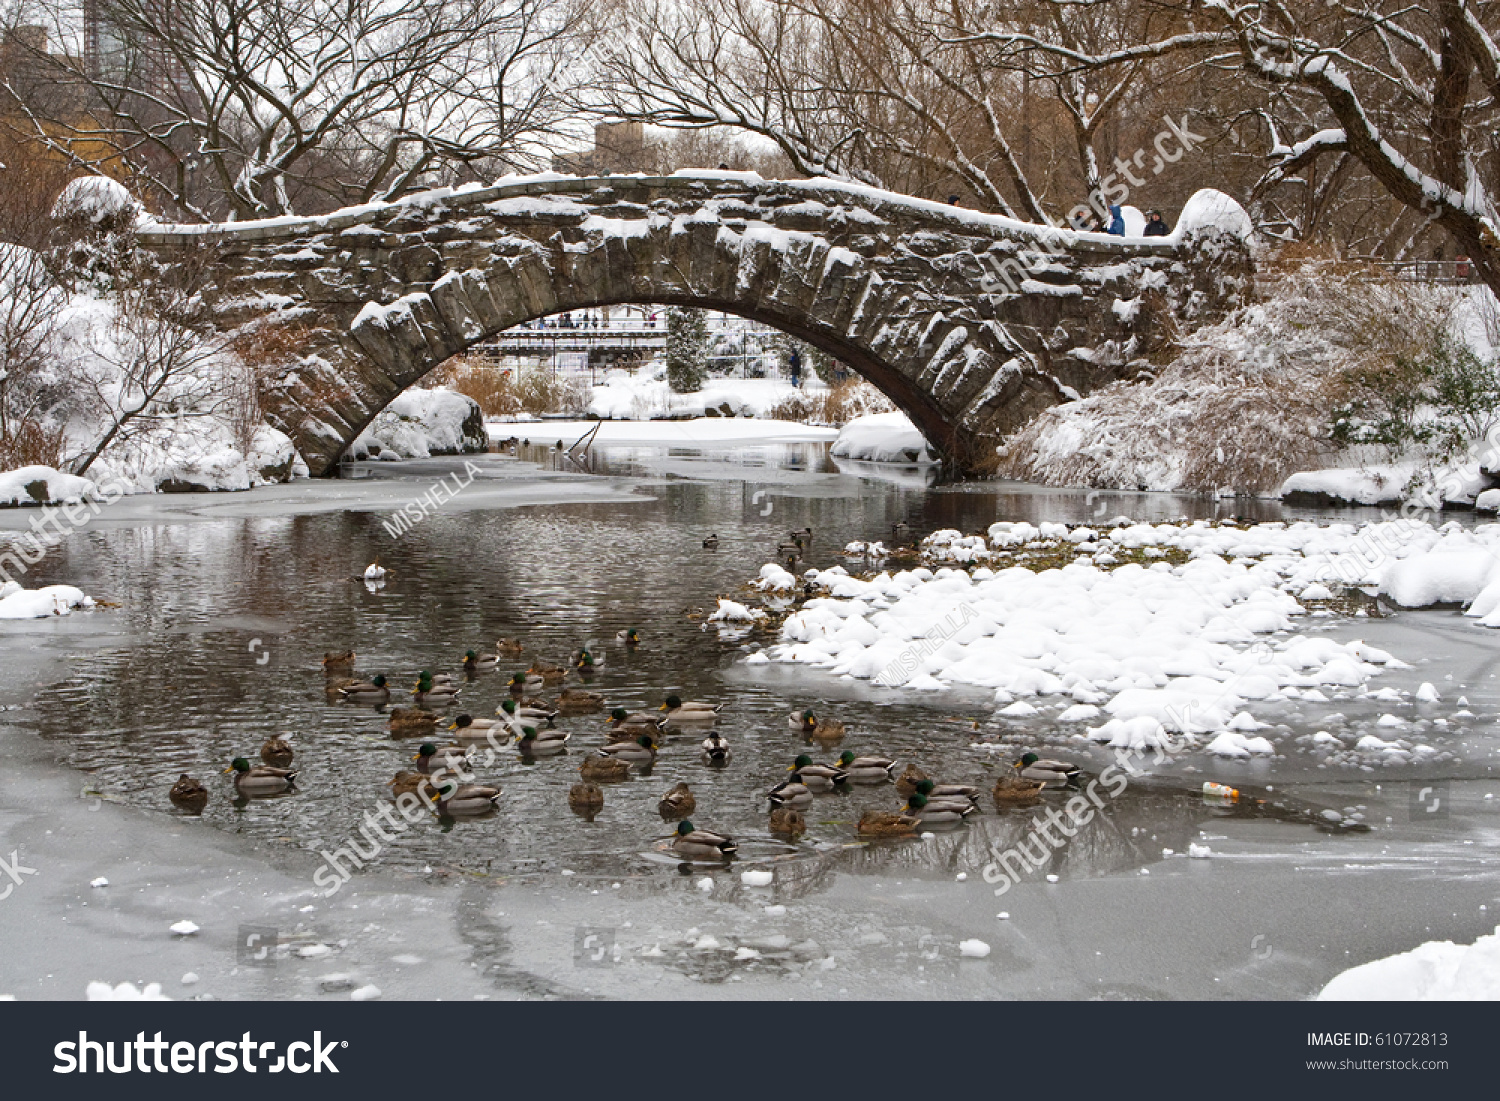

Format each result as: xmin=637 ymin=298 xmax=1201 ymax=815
xmin=1106 ymin=204 xmax=1125 ymax=235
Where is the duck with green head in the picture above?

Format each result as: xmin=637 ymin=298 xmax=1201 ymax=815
xmin=790 ymin=708 xmax=845 ymax=741
xmin=837 ymin=750 xmax=897 ymax=784
xmin=608 ymin=708 xmax=663 ymax=739
xmin=616 ymin=627 xmax=641 ymax=645
xmin=516 ymin=725 xmax=570 ymax=755
xmin=903 ymin=792 xmax=976 ymax=824
xmin=449 ymin=713 xmax=500 ymax=740
xmin=600 ymin=734 xmax=657 ymax=764
xmin=671 ymin=820 xmax=736 ymax=860
xmin=1015 ymin=752 xmax=1082 ymax=788
xmin=659 ymin=695 xmax=720 ymax=723
xmin=463 ymin=649 xmax=500 ymax=673
xmin=498 ymin=698 xmax=557 ymax=727
xmin=766 ymin=773 xmax=813 ymax=808
xmin=338 ymin=674 xmax=390 ymax=704
xmin=225 ymin=757 xmax=296 ymax=795
xmin=912 ymin=778 xmax=979 ymax=803
xmin=414 ymin=742 xmax=470 ymax=775
xmin=510 ymin=671 xmax=544 ymax=696
xmin=574 ymin=647 xmax=602 ymax=672
xmin=788 ymin=754 xmax=846 ymax=791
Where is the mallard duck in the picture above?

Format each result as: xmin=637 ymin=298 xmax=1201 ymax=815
xmin=412 ymin=677 xmax=461 ymax=706
xmin=616 ymin=627 xmax=641 ymax=645
xmin=608 ymin=708 xmax=664 ymax=738
xmin=912 ymin=778 xmax=980 ymax=802
xmin=463 ymin=649 xmax=500 ymax=673
xmin=569 ymin=781 xmax=604 ymax=815
xmin=788 ymin=527 xmax=812 ymax=542
xmin=904 ymin=792 xmax=976 ymax=824
xmin=573 ymin=647 xmax=603 ymax=671
xmin=416 ymin=670 xmax=458 ymax=687
xmin=388 ymin=771 xmax=432 ymax=800
xmin=388 ymin=707 xmax=439 ymax=736
xmin=776 ymin=541 xmax=804 ymax=558
xmin=837 ymin=750 xmax=897 ymax=784
xmin=790 ymin=709 xmax=845 ymax=741
xmin=895 ymin=763 xmax=930 ymax=797
xmin=702 ymin=534 xmax=720 ymax=549
xmin=769 ymin=806 xmax=806 ymax=839
xmin=556 ymin=687 xmax=605 ymax=715
xmin=498 ymin=698 xmax=557 ymax=727
xmin=516 ymin=725 xmax=570 ymax=755
xmin=891 ymin=520 xmax=911 ymax=541
xmin=510 ymin=671 xmax=545 ymax=695
xmin=413 ymin=742 xmax=470 ymax=774
xmin=495 ymin=638 xmax=525 ymax=656
xmin=338 ymin=674 xmax=390 ymax=704
xmin=321 ymin=650 xmax=356 ymax=675
xmin=657 ymin=781 xmax=696 ymax=820
xmin=600 ymin=735 xmax=657 ymax=764
xmin=1015 ymin=752 xmax=1082 ymax=789
xmin=700 ymin=731 xmax=732 ymax=765
xmin=323 ymin=676 xmax=357 ymax=696
xmin=430 ymin=779 xmax=502 ymax=816
xmin=993 ymin=773 xmax=1047 ymax=803
xmin=260 ymin=734 xmax=294 ymax=768
xmin=225 ymin=758 xmax=296 ymax=795
xmin=858 ymin=810 xmax=920 ymax=837
xmin=659 ymin=695 xmax=720 ymax=723
xmin=579 ymin=754 xmax=631 ymax=783
xmin=789 ymin=753 xmax=846 ymax=791
xmin=671 ymin=820 xmax=736 ymax=860
xmin=766 ymin=775 xmax=813 ymax=808
xmin=169 ymin=773 xmax=208 ymax=812
xmin=449 ymin=713 xmax=501 ymax=741
xmin=528 ymin=659 xmax=567 ymax=685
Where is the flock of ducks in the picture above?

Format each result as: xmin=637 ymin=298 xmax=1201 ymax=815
xmin=164 ymin=542 xmax=1090 ymax=863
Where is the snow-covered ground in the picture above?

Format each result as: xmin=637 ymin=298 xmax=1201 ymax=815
xmin=587 ymin=360 xmax=815 ymax=420
xmin=1280 ymin=462 xmax=1493 ymax=508
xmin=752 ymin=517 xmax=1500 ymax=762
xmin=347 ymin=387 xmax=486 ymax=461
xmin=0 ymin=583 xmax=93 ymax=620
xmin=0 ymin=466 xmax=97 ymax=506
xmin=1319 ymin=927 xmax=1500 ymax=999
xmin=829 ymin=412 xmax=935 ymax=463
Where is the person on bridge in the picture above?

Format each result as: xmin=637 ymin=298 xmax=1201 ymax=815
xmin=1143 ymin=210 xmax=1171 ymax=237
xmin=1106 ymin=204 xmax=1125 ymax=236
xmin=788 ymin=349 xmax=803 ymax=388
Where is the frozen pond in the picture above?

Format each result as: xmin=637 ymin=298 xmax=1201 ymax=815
xmin=2 ymin=437 xmax=1498 ymax=1000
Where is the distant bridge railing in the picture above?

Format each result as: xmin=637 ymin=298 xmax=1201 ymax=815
xmin=1256 ymin=256 xmax=1482 ymax=292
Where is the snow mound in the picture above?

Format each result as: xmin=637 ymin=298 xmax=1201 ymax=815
xmin=1172 ymin=189 xmax=1253 ymax=242
xmin=0 ymin=585 xmax=93 ymax=619
xmin=830 ymin=412 xmax=934 ymax=463
xmin=0 ymin=466 xmax=98 ymax=507
xmin=52 ymin=176 xmax=144 ymax=225
xmin=1318 ymin=926 xmax=1500 ymax=1000
xmin=348 ymin=388 xmax=485 ymax=460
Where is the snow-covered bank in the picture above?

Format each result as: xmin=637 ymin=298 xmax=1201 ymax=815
xmin=1319 ymin=927 xmax=1500 ymax=999
xmin=587 ymin=361 xmax=812 ymax=420
xmin=0 ymin=583 xmax=93 ymax=619
xmin=747 ymin=517 xmax=1500 ymax=761
xmin=347 ymin=388 xmax=486 ymax=461
xmin=1280 ymin=462 xmax=1493 ymax=509
xmin=0 ymin=466 xmax=97 ymax=507
xmin=830 ymin=412 xmax=935 ymax=463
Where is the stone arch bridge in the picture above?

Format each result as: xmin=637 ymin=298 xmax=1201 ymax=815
xmin=130 ymin=174 xmax=1254 ymax=476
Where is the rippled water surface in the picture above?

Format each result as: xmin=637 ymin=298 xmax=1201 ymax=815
xmin=13 ymin=443 xmax=1500 ymax=894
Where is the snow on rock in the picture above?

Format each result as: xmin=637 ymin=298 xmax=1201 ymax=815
xmin=755 ymin=563 xmax=798 ymax=591
xmin=959 ymin=939 xmax=992 ymax=958
xmin=1318 ymin=927 xmax=1500 ymax=1000
xmin=0 ymin=585 xmax=94 ymax=619
xmin=830 ymin=412 xmax=935 ymax=463
xmin=1478 ymin=488 xmax=1500 ymax=513
xmin=52 ymin=176 xmax=146 ymax=225
xmin=1172 ymin=189 xmax=1253 ymax=243
xmin=0 ymin=466 xmax=98 ymax=507
xmin=347 ymin=388 xmax=485 ymax=460
xmin=1282 ymin=462 xmax=1489 ymax=508
xmin=741 ymin=869 xmax=774 ymax=887
xmin=169 ymin=920 xmax=200 ymax=936
xmin=708 ymin=598 xmax=765 ymax=623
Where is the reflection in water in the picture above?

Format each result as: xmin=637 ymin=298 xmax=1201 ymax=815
xmin=15 ymin=445 xmax=1402 ymax=893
